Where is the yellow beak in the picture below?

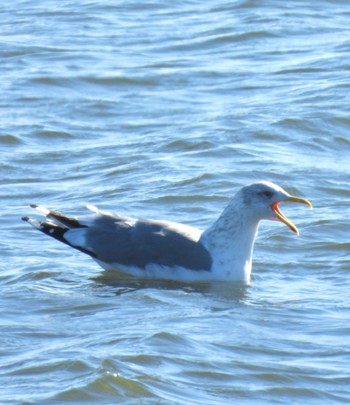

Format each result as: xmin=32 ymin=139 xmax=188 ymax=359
xmin=271 ymin=196 xmax=312 ymax=235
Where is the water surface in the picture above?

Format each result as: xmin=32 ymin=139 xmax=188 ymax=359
xmin=1 ymin=0 xmax=350 ymax=404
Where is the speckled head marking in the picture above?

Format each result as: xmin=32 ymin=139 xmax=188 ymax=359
xmin=240 ymin=181 xmax=312 ymax=234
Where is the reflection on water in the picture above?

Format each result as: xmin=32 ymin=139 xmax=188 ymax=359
xmin=93 ymin=271 xmax=250 ymax=302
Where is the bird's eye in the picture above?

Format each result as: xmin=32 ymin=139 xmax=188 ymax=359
xmin=260 ymin=190 xmax=273 ymax=198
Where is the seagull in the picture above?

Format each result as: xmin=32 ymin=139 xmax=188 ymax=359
xmin=22 ymin=181 xmax=312 ymax=283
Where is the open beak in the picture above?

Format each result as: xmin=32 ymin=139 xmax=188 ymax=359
xmin=270 ymin=196 xmax=312 ymax=235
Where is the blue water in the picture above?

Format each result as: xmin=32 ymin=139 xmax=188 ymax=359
xmin=1 ymin=1 xmax=350 ymax=403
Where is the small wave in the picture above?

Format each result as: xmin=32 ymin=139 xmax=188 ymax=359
xmin=161 ymin=139 xmax=215 ymax=152
xmin=0 ymin=134 xmax=22 ymax=145
xmin=274 ymin=67 xmax=325 ymax=75
xmin=80 ymin=75 xmax=159 ymax=87
xmin=51 ymin=372 xmax=153 ymax=402
xmin=143 ymin=194 xmax=221 ymax=204
xmin=34 ymin=130 xmax=73 ymax=139
xmin=163 ymin=30 xmax=276 ymax=53
xmin=30 ymin=76 xmax=73 ymax=87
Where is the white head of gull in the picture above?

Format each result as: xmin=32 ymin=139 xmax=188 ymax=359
xmin=200 ymin=181 xmax=312 ymax=282
xmin=22 ymin=181 xmax=312 ymax=284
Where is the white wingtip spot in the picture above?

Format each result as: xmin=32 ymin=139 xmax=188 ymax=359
xmin=25 ymin=218 xmax=44 ymax=230
xmin=86 ymin=204 xmax=99 ymax=213
xmin=31 ymin=204 xmax=50 ymax=217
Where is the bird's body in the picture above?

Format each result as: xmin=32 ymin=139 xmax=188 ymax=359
xmin=22 ymin=181 xmax=312 ymax=283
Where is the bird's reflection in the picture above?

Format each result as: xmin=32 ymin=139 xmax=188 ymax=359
xmin=93 ymin=270 xmax=250 ymax=302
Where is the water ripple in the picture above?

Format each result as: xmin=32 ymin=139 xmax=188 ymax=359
xmin=2 ymin=0 xmax=350 ymax=404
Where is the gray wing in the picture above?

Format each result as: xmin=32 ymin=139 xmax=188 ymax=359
xmin=23 ymin=206 xmax=212 ymax=272
xmin=82 ymin=214 xmax=212 ymax=271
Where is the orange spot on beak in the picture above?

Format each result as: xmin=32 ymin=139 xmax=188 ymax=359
xmin=270 ymin=196 xmax=312 ymax=235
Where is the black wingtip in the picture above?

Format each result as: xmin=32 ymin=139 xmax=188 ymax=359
xmin=30 ymin=204 xmax=38 ymax=209
xmin=22 ymin=216 xmax=29 ymax=222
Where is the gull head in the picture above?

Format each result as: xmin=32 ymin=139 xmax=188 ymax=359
xmin=239 ymin=181 xmax=312 ymax=235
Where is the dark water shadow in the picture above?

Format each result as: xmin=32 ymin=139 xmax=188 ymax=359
xmin=92 ymin=270 xmax=250 ymax=302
